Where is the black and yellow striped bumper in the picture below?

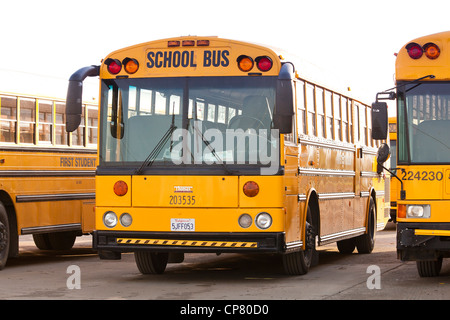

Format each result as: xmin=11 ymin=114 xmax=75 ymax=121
xmin=94 ymin=231 xmax=285 ymax=254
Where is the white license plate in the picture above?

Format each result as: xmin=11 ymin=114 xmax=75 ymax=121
xmin=171 ymin=218 xmax=195 ymax=231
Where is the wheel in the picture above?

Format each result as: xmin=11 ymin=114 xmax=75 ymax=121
xmin=33 ymin=232 xmax=77 ymax=250
xmin=47 ymin=232 xmax=77 ymax=250
xmin=283 ymin=205 xmax=317 ymax=275
xmin=356 ymin=198 xmax=376 ymax=254
xmin=417 ymin=258 xmax=442 ymax=277
xmin=134 ymin=251 xmax=169 ymax=274
xmin=0 ymin=204 xmax=9 ymax=270
xmin=33 ymin=233 xmax=52 ymax=250
xmin=337 ymin=238 xmax=356 ymax=254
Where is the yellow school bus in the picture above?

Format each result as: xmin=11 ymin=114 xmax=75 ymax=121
xmin=66 ymin=36 xmax=388 ymax=275
xmin=0 ymin=91 xmax=97 ymax=270
xmin=372 ymin=31 xmax=450 ymax=276
xmin=389 ymin=117 xmax=398 ymax=221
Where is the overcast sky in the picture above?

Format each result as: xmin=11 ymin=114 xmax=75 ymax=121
xmin=1 ymin=0 xmax=449 ymax=116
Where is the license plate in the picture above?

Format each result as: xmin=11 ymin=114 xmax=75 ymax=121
xmin=171 ymin=218 xmax=195 ymax=231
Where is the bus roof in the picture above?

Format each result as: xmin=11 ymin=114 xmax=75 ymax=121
xmin=396 ymin=30 xmax=450 ymax=81
xmin=101 ymin=35 xmax=368 ymax=105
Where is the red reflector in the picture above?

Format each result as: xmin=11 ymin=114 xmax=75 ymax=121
xmin=256 ymin=56 xmax=273 ymax=71
xmin=406 ymin=42 xmax=423 ymax=59
xmin=113 ymin=180 xmax=128 ymax=197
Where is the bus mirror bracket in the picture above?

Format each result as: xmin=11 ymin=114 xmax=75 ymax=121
xmin=274 ymin=62 xmax=295 ymax=134
xmin=376 ymin=143 xmax=406 ymax=200
xmin=66 ymin=65 xmax=100 ymax=132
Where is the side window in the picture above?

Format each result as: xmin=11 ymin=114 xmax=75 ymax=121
xmin=0 ymin=96 xmax=17 ymax=143
xmin=55 ymin=102 xmax=68 ymax=145
xmin=316 ymin=87 xmax=325 ymax=138
xmin=38 ymin=100 xmax=53 ymax=144
xmin=296 ymin=80 xmax=306 ymax=135
xmin=333 ymin=93 xmax=341 ymax=141
xmin=19 ymin=98 xmax=35 ymax=144
xmin=341 ymin=97 xmax=348 ymax=142
xmin=87 ymin=106 xmax=98 ymax=146
xmin=72 ymin=105 xmax=85 ymax=146
xmin=306 ymin=83 xmax=316 ymax=136
xmin=324 ymin=90 xmax=333 ymax=139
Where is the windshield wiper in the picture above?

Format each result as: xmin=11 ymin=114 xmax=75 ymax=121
xmin=191 ymin=120 xmax=236 ymax=175
xmin=135 ymin=108 xmax=177 ymax=175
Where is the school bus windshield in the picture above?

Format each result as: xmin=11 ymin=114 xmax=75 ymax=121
xmin=397 ymin=82 xmax=450 ymax=164
xmin=99 ymin=76 xmax=279 ymax=173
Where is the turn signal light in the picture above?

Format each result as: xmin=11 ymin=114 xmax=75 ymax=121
xmin=123 ymin=58 xmax=139 ymax=74
xmin=243 ymin=181 xmax=259 ymax=197
xmin=105 ymin=58 xmax=122 ymax=74
xmin=398 ymin=204 xmax=406 ymax=219
xmin=423 ymin=43 xmax=440 ymax=59
xmin=406 ymin=42 xmax=423 ymax=59
xmin=237 ymin=55 xmax=254 ymax=72
xmin=114 ymin=180 xmax=128 ymax=196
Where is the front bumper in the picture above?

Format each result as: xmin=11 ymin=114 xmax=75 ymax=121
xmin=397 ymin=222 xmax=450 ymax=261
xmin=93 ymin=230 xmax=286 ymax=254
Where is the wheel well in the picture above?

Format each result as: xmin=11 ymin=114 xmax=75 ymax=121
xmin=0 ymin=190 xmax=18 ymax=257
xmin=370 ymin=188 xmax=377 ymax=220
xmin=307 ymin=190 xmax=320 ymax=234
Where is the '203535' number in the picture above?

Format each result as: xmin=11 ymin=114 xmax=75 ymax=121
xmin=169 ymin=195 xmax=196 ymax=205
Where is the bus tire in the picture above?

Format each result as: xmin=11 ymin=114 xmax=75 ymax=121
xmin=33 ymin=234 xmax=52 ymax=250
xmin=417 ymin=258 xmax=442 ymax=277
xmin=282 ymin=205 xmax=316 ymax=275
xmin=34 ymin=232 xmax=77 ymax=250
xmin=337 ymin=238 xmax=356 ymax=254
xmin=0 ymin=204 xmax=10 ymax=270
xmin=356 ymin=198 xmax=376 ymax=254
xmin=135 ymin=251 xmax=168 ymax=274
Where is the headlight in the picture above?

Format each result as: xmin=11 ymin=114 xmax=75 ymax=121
xmin=238 ymin=214 xmax=252 ymax=228
xmin=406 ymin=205 xmax=430 ymax=218
xmin=103 ymin=211 xmax=118 ymax=228
xmin=255 ymin=212 xmax=272 ymax=229
xmin=120 ymin=213 xmax=133 ymax=227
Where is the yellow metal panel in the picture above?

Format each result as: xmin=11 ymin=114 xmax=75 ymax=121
xmin=132 ymin=175 xmax=238 ymax=207
xmin=95 ymin=207 xmax=285 ymax=232
xmin=415 ymin=229 xmax=450 ymax=237
xmin=96 ymin=175 xmax=131 ymax=207
xmin=239 ymin=176 xmax=284 ymax=208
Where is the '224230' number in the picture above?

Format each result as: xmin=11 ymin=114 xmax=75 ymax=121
xmin=401 ymin=170 xmax=443 ymax=181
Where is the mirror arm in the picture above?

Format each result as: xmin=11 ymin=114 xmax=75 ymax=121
xmin=66 ymin=65 xmax=100 ymax=132
xmin=378 ymin=163 xmax=406 ymax=200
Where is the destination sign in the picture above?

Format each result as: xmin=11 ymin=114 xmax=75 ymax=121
xmin=146 ymin=49 xmax=230 ymax=69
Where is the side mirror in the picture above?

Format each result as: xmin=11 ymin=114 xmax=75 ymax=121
xmin=273 ymin=63 xmax=295 ymax=134
xmin=377 ymin=143 xmax=390 ymax=164
xmin=66 ymin=65 xmax=99 ymax=132
xmin=376 ymin=143 xmax=390 ymax=174
xmin=371 ymin=101 xmax=388 ymax=140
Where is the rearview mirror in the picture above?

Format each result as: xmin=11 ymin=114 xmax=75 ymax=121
xmin=371 ymin=102 xmax=388 ymax=140
xmin=273 ymin=63 xmax=295 ymax=134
